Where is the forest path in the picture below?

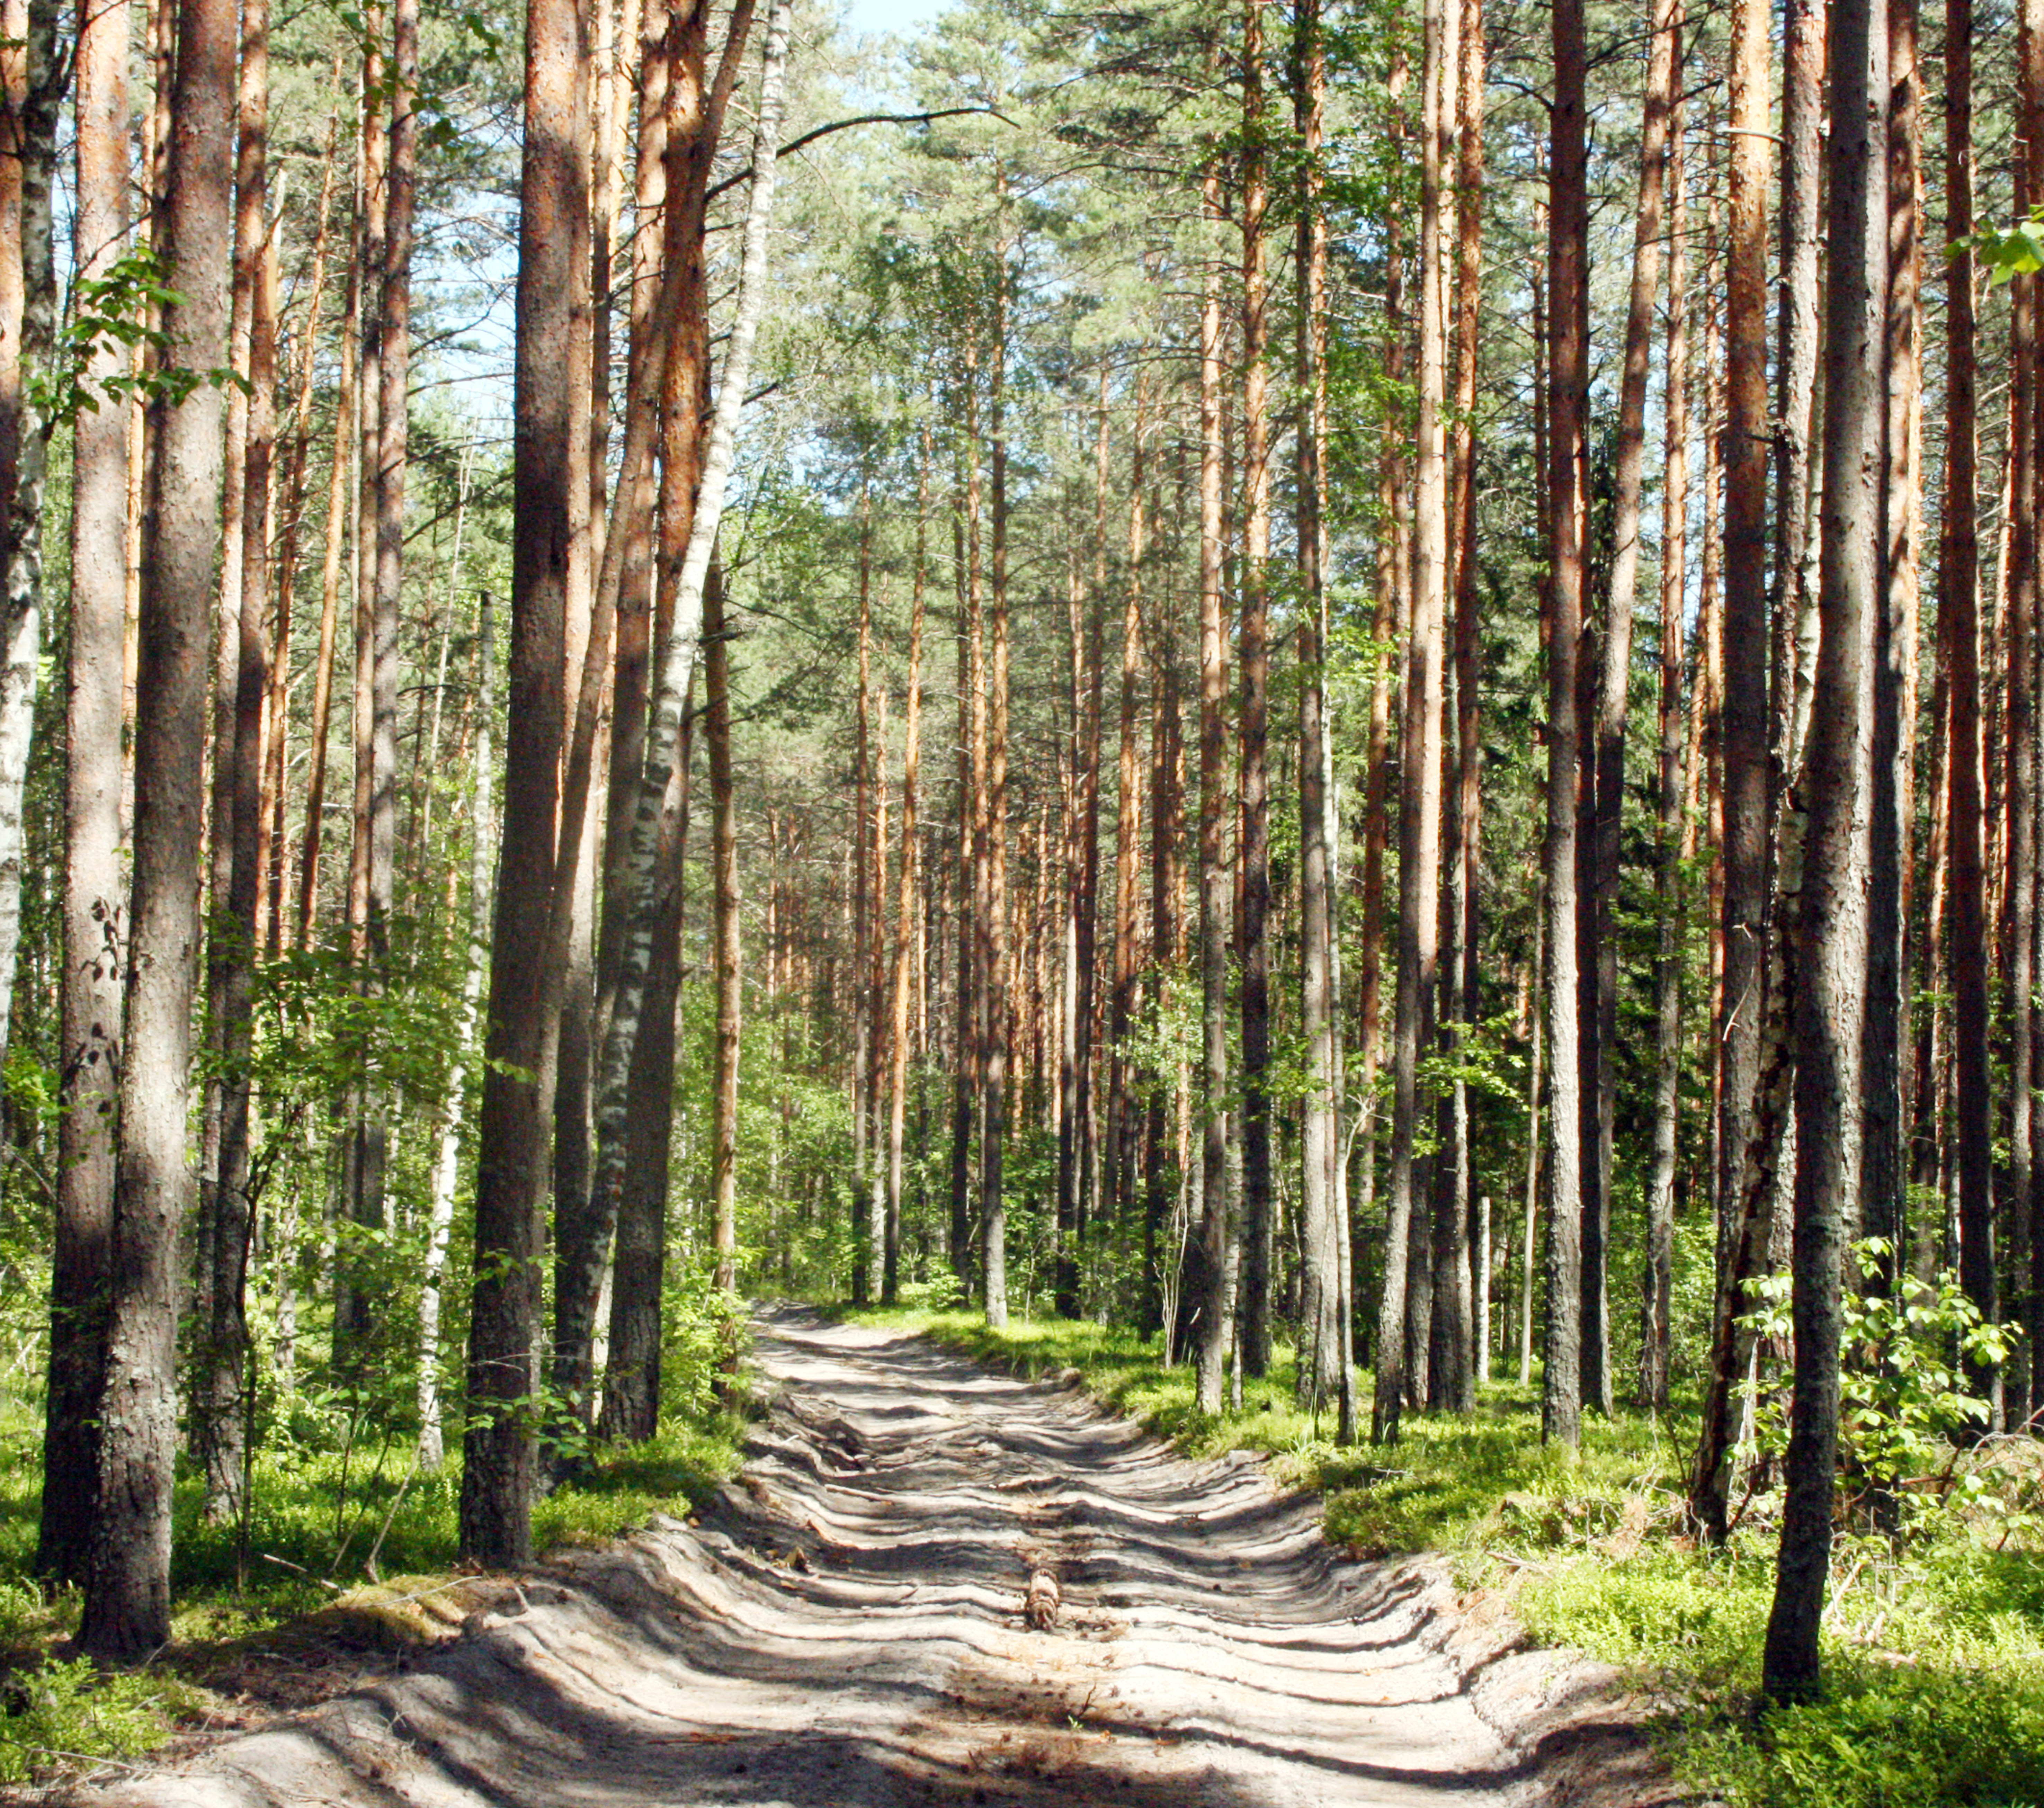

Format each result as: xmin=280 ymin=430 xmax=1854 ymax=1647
xmin=76 ymin=1307 xmax=1666 ymax=1808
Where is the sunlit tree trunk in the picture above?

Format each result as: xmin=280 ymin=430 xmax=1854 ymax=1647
xmin=1764 ymin=0 xmax=1884 ymax=1692
xmin=1540 ymin=0 xmax=1589 ymax=1449
xmin=982 ymin=199 xmax=1012 ymax=1328
xmin=461 ymin=0 xmax=590 ymax=1564
xmin=1375 ymin=0 xmax=1450 ymax=1442
xmin=706 ymin=559 xmax=741 ymax=1295
xmin=1718 ymin=0 xmax=1773 ymax=1296
xmin=1238 ymin=0 xmax=1275 ymax=1380
xmin=1642 ymin=15 xmax=1688 ymax=1410
xmin=420 ymin=592 xmax=494 ymax=1473
xmin=1192 ymin=161 xmax=1233 ymax=1415
xmin=885 ymin=435 xmax=928 ymax=1307
xmin=1294 ymin=0 xmax=1343 ymax=1420
xmin=38 ymin=0 xmax=129 ymax=1584
xmin=1866 ymin=0 xmax=1921 ymax=1305
xmin=1581 ymin=0 xmax=1676 ymax=1421
xmin=82 ymin=0 xmax=236 ymax=1659
xmin=0 ymin=0 xmax=58 ymax=1063
xmin=1940 ymin=0 xmax=1992 ymax=1424
xmin=1434 ymin=0 xmax=1482 ymax=1412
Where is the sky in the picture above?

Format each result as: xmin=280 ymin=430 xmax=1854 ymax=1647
xmin=838 ymin=0 xmax=951 ymax=38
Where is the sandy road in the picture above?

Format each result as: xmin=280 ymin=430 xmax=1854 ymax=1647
xmin=74 ymin=1307 xmax=1666 ymax=1808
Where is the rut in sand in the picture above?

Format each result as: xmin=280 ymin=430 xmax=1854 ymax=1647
xmin=76 ymin=1307 xmax=1675 ymax=1808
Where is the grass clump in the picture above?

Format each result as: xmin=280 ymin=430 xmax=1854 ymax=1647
xmin=845 ymin=1301 xmax=2044 ymax=1808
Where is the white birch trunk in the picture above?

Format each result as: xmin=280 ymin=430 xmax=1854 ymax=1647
xmin=419 ymin=588 xmax=493 ymax=1472
xmin=575 ymin=0 xmax=793 ymax=1348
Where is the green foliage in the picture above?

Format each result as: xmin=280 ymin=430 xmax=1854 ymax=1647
xmin=1735 ymin=1246 xmax=2018 ymax=1532
xmin=36 ymin=246 xmax=251 ymax=422
xmin=1969 ymin=208 xmax=2044 ymax=283
xmin=0 ymin=1648 xmax=177 ymax=1786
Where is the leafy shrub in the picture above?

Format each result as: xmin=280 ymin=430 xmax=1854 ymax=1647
xmin=0 ymin=1656 xmax=172 ymax=1786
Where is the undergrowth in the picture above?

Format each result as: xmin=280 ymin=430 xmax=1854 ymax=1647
xmin=0 ymin=1396 xmax=744 ymax=1791
xmin=846 ymin=1296 xmax=2044 ymax=1808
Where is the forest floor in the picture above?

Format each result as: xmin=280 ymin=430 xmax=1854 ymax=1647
xmin=40 ymin=1306 xmax=1676 ymax=1807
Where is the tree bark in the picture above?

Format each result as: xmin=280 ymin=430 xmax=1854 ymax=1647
xmin=1866 ymin=0 xmax=1921 ymax=1301
xmin=1643 ymin=14 xmax=1688 ymax=1411
xmin=1764 ymin=0 xmax=1884 ymax=1692
xmin=981 ymin=201 xmax=1012 ymax=1329
xmin=1582 ymin=0 xmax=1677 ymax=1421
xmin=1540 ymin=0 xmax=1589 ymax=1449
xmin=886 ymin=434 xmax=928 ymax=1307
xmin=1374 ymin=0 xmax=1450 ymax=1442
xmin=1192 ymin=160 xmax=1232 ymax=1415
xmin=1719 ymin=0 xmax=1773 ymax=1301
xmin=82 ymin=0 xmax=236 ymax=1658
xmin=1237 ymin=0 xmax=1275 ymax=1382
xmin=38 ymin=0 xmax=129 ymax=1584
xmin=576 ymin=0 xmax=788 ymax=1395
xmin=0 ymin=0 xmax=57 ymax=1064
xmin=707 ymin=560 xmax=741 ymax=1295
xmin=1435 ymin=0 xmax=1482 ymax=1414
xmin=461 ymin=0 xmax=591 ymax=1565
xmin=1941 ymin=0 xmax=1992 ymax=1417
xmin=1294 ymin=0 xmax=1343 ymax=1418
xmin=420 ymin=592 xmax=494 ymax=1472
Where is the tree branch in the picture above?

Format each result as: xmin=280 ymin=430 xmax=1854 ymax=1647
xmin=705 ymin=107 xmax=1012 ymax=202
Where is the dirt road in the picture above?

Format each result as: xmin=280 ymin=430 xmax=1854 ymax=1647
xmin=76 ymin=1308 xmax=1671 ymax=1807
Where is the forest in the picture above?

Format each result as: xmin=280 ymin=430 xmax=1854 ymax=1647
xmin=3 ymin=0 xmax=2044 ymax=1790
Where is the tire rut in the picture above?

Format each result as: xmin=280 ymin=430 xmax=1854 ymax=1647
xmin=66 ymin=1305 xmax=1662 ymax=1808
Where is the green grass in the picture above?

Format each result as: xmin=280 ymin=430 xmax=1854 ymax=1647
xmin=843 ymin=1301 xmax=2044 ymax=1808
xmin=0 ymin=1398 xmax=744 ymax=1789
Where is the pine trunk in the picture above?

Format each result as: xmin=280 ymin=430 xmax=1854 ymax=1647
xmin=38 ymin=0 xmax=129 ymax=1583
xmin=82 ymin=0 xmax=236 ymax=1658
xmin=1764 ymin=0 xmax=1884 ymax=1691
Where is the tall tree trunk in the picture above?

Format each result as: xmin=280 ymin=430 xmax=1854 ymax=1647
xmin=1943 ymin=0 xmax=1991 ymax=1416
xmin=981 ymin=204 xmax=1012 ymax=1328
xmin=1435 ymin=0 xmax=1483 ymax=1414
xmin=949 ymin=438 xmax=978 ymax=1291
xmin=0 ymin=0 xmax=57 ymax=1062
xmin=1764 ymin=0 xmax=1884 ymax=1692
xmin=2008 ymin=0 xmax=2044 ymax=1428
xmin=1191 ymin=160 xmax=1232 ymax=1415
xmin=852 ymin=490 xmax=875 ymax=1301
xmin=706 ymin=560 xmax=741 ymax=1295
xmin=1643 ymin=15 xmax=1688 ymax=1411
xmin=199 ymin=0 xmax=279 ymax=1521
xmin=1867 ymin=0 xmax=1921 ymax=1302
xmin=461 ymin=0 xmax=592 ymax=1565
xmin=1718 ymin=0 xmax=1773 ymax=1301
xmin=577 ymin=0 xmax=787 ymax=1395
xmin=1540 ymin=0 xmax=1589 ymax=1449
xmin=592 ymin=0 xmax=669 ymax=1407
xmin=82 ymin=0 xmax=236 ymax=1658
xmin=1059 ymin=383 xmax=1109 ymax=1321
xmin=1375 ymin=0 xmax=1451 ymax=1442
xmin=886 ymin=435 xmax=928 ymax=1307
xmin=1294 ymin=0 xmax=1343 ymax=1418
xmin=420 ymin=592 xmax=494 ymax=1473
xmin=1238 ymin=0 xmax=1275 ymax=1381
xmin=1581 ymin=0 xmax=1676 ymax=1421
xmin=1355 ymin=53 xmax=1407 ymax=1353
xmin=38 ymin=0 xmax=130 ymax=1584
xmin=296 ymin=150 xmax=359 ymax=951
xmin=263 ymin=107 xmax=341 ymax=956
